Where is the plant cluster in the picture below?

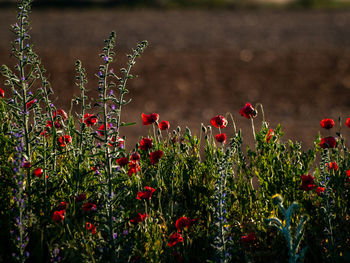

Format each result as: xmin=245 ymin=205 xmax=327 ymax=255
xmin=1 ymin=1 xmax=350 ymax=262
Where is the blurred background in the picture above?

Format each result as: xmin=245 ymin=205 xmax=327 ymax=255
xmin=2 ymin=0 xmax=350 ymax=148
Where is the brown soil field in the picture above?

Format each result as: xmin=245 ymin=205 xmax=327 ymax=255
xmin=2 ymin=8 xmax=350 ymax=148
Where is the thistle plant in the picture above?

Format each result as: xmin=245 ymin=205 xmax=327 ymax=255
xmin=265 ymin=194 xmax=308 ymax=263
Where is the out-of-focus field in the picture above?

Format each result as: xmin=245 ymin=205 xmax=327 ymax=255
xmin=1 ymin=8 xmax=350 ymax=148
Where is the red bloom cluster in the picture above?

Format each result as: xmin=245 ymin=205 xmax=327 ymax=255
xmin=128 ymin=161 xmax=141 ymax=176
xmin=266 ymin=129 xmax=275 ymax=143
xmin=168 ymin=233 xmax=184 ymax=247
xmin=241 ymin=232 xmax=256 ymax=243
xmin=158 ymin=120 xmax=170 ymax=130
xmin=137 ymin=186 xmax=156 ymax=200
xmin=117 ymin=157 xmax=129 ymax=167
xmin=131 ymin=152 xmax=140 ymax=162
xmin=97 ymin=123 xmax=111 ymax=137
xmin=300 ymin=174 xmax=316 ymax=191
xmin=130 ymin=213 xmax=148 ymax=224
xmin=326 ymin=161 xmax=338 ymax=171
xmin=86 ymin=222 xmax=96 ymax=235
xmin=150 ymin=150 xmax=163 ymax=164
xmin=316 ymin=187 xmax=325 ymax=196
xmin=83 ymin=113 xmax=98 ymax=126
xmin=215 ymin=133 xmax=227 ymax=143
xmin=320 ymin=118 xmax=335 ymax=129
xmin=56 ymin=201 xmax=68 ymax=211
xmin=53 ymin=109 xmax=68 ymax=121
xmin=82 ymin=202 xmax=97 ymax=212
xmin=239 ymin=103 xmax=256 ymax=119
xmin=26 ymin=99 xmax=37 ymax=110
xmin=320 ymin=136 xmax=337 ymax=149
xmin=0 ymin=88 xmax=4 ymax=98
xmin=175 ymin=217 xmax=197 ymax=232
xmin=58 ymin=135 xmax=72 ymax=147
xmin=210 ymin=115 xmax=228 ymax=128
xmin=52 ymin=210 xmax=65 ymax=223
xmin=75 ymin=193 xmax=86 ymax=202
xmin=139 ymin=137 xmax=153 ymax=151
xmin=33 ymin=167 xmax=43 ymax=178
xmin=142 ymin=113 xmax=159 ymax=125
xmin=346 ymin=118 xmax=350 ymax=128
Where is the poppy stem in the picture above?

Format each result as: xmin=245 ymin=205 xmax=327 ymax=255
xmin=225 ymin=112 xmax=237 ymax=135
xmin=251 ymin=118 xmax=256 ymax=141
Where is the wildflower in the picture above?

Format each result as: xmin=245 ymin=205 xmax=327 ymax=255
xmin=33 ymin=167 xmax=43 ymax=178
xmin=82 ymin=202 xmax=97 ymax=212
xmin=52 ymin=210 xmax=65 ymax=223
xmin=300 ymin=174 xmax=316 ymax=191
xmin=239 ymin=103 xmax=257 ymax=119
xmin=139 ymin=137 xmax=153 ymax=151
xmin=129 ymin=213 xmax=148 ymax=224
xmin=83 ymin=113 xmax=98 ymax=126
xmin=159 ymin=120 xmax=170 ymax=130
xmin=326 ymin=161 xmax=338 ymax=171
xmin=75 ymin=193 xmax=86 ymax=202
xmin=116 ymin=157 xmax=129 ymax=167
xmin=320 ymin=136 xmax=337 ymax=149
xmin=175 ymin=217 xmax=197 ymax=232
xmin=316 ymin=187 xmax=325 ymax=196
xmin=241 ymin=232 xmax=256 ymax=243
xmin=58 ymin=135 xmax=72 ymax=147
xmin=346 ymin=170 xmax=350 ymax=182
xmin=46 ymin=120 xmax=62 ymax=129
xmin=210 ymin=115 xmax=228 ymax=128
xmin=137 ymin=186 xmax=156 ymax=200
xmin=130 ymin=152 xmax=140 ymax=162
xmin=215 ymin=133 xmax=227 ymax=143
xmin=23 ymin=161 xmax=31 ymax=168
xmin=168 ymin=233 xmax=184 ymax=247
xmin=128 ymin=161 xmax=140 ymax=176
xmin=266 ymin=129 xmax=275 ymax=143
xmin=320 ymin=118 xmax=335 ymax=129
xmin=56 ymin=201 xmax=68 ymax=210
xmin=26 ymin=99 xmax=37 ymax=110
xmin=0 ymin=88 xmax=4 ymax=98
xmin=97 ymin=123 xmax=111 ymax=136
xmin=85 ymin=222 xmax=96 ymax=235
xmin=142 ymin=113 xmax=159 ymax=125
xmin=108 ymin=136 xmax=124 ymax=148
xmin=346 ymin=117 xmax=350 ymax=128
xmin=53 ymin=109 xmax=68 ymax=121
xmin=150 ymin=150 xmax=163 ymax=164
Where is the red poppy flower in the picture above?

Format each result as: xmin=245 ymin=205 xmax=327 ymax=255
xmin=0 ymin=88 xmax=4 ymax=98
xmin=117 ymin=157 xmax=129 ymax=167
xmin=300 ymin=174 xmax=316 ymax=191
xmin=128 ymin=161 xmax=140 ymax=176
xmin=320 ymin=118 xmax=335 ymax=129
xmin=142 ymin=113 xmax=159 ymax=125
xmin=266 ymin=129 xmax=275 ymax=143
xmin=175 ymin=217 xmax=197 ymax=232
xmin=82 ymin=202 xmax=97 ymax=212
xmin=316 ymin=187 xmax=325 ymax=196
xmin=26 ymin=99 xmax=37 ymax=110
xmin=46 ymin=120 xmax=62 ymax=129
xmin=52 ymin=210 xmax=65 ymax=223
xmin=158 ymin=120 xmax=170 ymax=130
xmin=150 ymin=150 xmax=163 ymax=164
xmin=130 ymin=213 xmax=148 ymax=224
xmin=346 ymin=118 xmax=350 ymax=128
xmin=326 ymin=161 xmax=338 ymax=171
xmin=347 ymin=170 xmax=350 ymax=182
xmin=168 ymin=233 xmax=184 ymax=247
xmin=53 ymin=109 xmax=68 ymax=121
xmin=215 ymin=133 xmax=227 ymax=143
xmin=210 ymin=115 xmax=228 ymax=128
xmin=85 ymin=222 xmax=96 ymax=235
xmin=139 ymin=137 xmax=153 ymax=151
xmin=83 ymin=113 xmax=98 ymax=126
xmin=58 ymin=135 xmax=72 ymax=147
xmin=320 ymin=136 xmax=337 ymax=149
xmin=137 ymin=186 xmax=156 ymax=200
xmin=75 ymin=193 xmax=86 ymax=202
xmin=33 ymin=167 xmax=43 ymax=178
xmin=239 ymin=103 xmax=257 ymax=119
xmin=97 ymin=123 xmax=111 ymax=136
xmin=130 ymin=152 xmax=140 ymax=162
xmin=241 ymin=232 xmax=256 ymax=243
